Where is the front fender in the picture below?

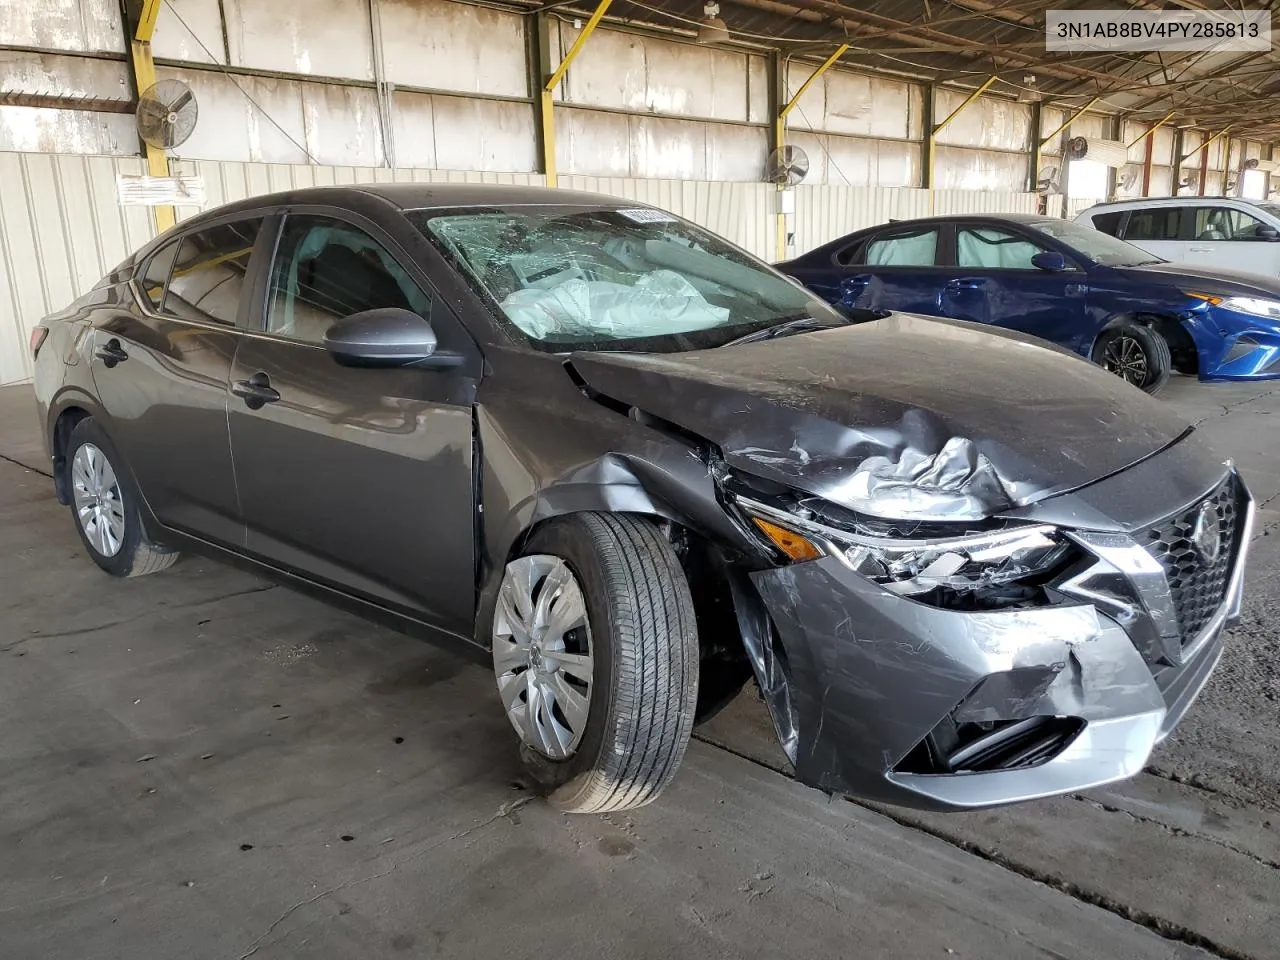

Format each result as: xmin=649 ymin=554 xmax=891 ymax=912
xmin=473 ymin=400 xmax=756 ymax=649
xmin=1183 ymin=309 xmax=1280 ymax=381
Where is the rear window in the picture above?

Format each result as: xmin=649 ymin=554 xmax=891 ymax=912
xmin=137 ymin=240 xmax=179 ymax=309
xmin=164 ymin=219 xmax=263 ymax=326
xmin=1122 ymin=208 xmax=1181 ymax=242
xmin=863 ymin=228 xmax=939 ymax=266
xmin=1088 ymin=211 xmax=1124 ymax=237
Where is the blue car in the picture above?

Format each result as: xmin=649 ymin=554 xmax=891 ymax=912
xmin=779 ymin=213 xmax=1280 ymax=393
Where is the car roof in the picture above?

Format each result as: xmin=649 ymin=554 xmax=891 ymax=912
xmin=173 ymin=183 xmax=645 ymax=230
xmin=1080 ymin=195 xmax=1259 ymax=210
xmin=872 ymin=213 xmax=1053 ymax=227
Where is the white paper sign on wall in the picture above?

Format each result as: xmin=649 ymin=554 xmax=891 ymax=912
xmin=116 ymin=175 xmax=207 ymax=206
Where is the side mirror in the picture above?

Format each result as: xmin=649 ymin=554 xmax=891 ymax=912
xmin=1031 ymin=251 xmax=1070 ymax=272
xmin=1257 ymin=225 xmax=1279 ymax=240
xmin=323 ymin=308 xmax=462 ymax=370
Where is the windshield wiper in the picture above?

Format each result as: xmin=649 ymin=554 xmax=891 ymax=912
xmin=724 ymin=306 xmax=889 ymax=347
xmin=725 ymin=313 xmax=863 ymax=347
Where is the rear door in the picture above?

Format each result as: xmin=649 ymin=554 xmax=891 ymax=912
xmin=1118 ymin=206 xmax=1185 ymax=262
xmin=89 ymin=215 xmax=268 ymax=547
xmin=1183 ymin=205 xmax=1280 ymax=276
xmin=938 ymin=223 xmax=1088 ymax=348
xmin=226 ymin=208 xmax=481 ymax=635
xmin=833 ymin=224 xmax=951 ymax=315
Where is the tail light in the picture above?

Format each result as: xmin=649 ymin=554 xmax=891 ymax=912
xmin=29 ymin=326 xmax=49 ymax=358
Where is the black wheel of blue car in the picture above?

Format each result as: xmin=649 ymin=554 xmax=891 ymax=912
xmin=1093 ymin=322 xmax=1171 ymax=395
xmin=495 ymin=513 xmax=699 ymax=814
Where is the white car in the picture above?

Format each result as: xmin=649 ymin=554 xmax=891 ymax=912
xmin=1075 ymin=197 xmax=1280 ymax=276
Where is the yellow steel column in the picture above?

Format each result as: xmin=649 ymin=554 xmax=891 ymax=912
xmin=774 ymin=44 xmax=849 ymax=261
xmin=1126 ymin=111 xmax=1175 ymax=149
xmin=131 ymin=0 xmax=174 ymax=232
xmin=541 ymin=0 xmax=613 ymax=188
xmin=1180 ymin=125 xmax=1231 ymax=164
xmin=928 ymin=75 xmax=998 ymax=214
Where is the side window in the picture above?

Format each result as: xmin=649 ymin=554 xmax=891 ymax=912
xmin=266 ymin=215 xmax=431 ymax=344
xmin=137 ymin=239 xmax=179 ymax=309
xmin=1089 ymin=211 xmax=1124 ymax=236
xmin=1122 ymin=208 xmax=1180 ymax=242
xmin=864 ymin=229 xmax=939 ymax=267
xmin=164 ymin=219 xmax=263 ymax=325
xmin=956 ymin=227 xmax=1046 ymax=270
xmin=1195 ymin=207 xmax=1270 ymax=241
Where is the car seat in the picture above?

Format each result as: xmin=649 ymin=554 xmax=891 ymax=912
xmin=1198 ymin=212 xmax=1228 ymax=241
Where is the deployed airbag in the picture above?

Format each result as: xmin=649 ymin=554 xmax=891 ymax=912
xmin=500 ymin=270 xmax=730 ymax=340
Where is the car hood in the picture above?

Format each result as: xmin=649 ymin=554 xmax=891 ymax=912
xmin=568 ymin=314 xmax=1193 ymax=520
xmin=1119 ymin=260 xmax=1280 ymax=296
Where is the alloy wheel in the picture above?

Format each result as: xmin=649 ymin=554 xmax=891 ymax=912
xmin=71 ymin=442 xmax=126 ymax=558
xmin=1102 ymin=335 xmax=1149 ymax=386
xmin=492 ymin=555 xmax=594 ymax=760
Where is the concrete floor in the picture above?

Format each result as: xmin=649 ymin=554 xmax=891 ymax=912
xmin=1 ymin=375 xmax=1276 ymax=960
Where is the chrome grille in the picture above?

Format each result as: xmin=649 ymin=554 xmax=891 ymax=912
xmin=1143 ymin=476 xmax=1240 ymax=646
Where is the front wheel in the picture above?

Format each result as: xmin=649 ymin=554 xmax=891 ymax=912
xmin=492 ymin=513 xmax=698 ymax=814
xmin=66 ymin=417 xmax=178 ymax=578
xmin=1093 ymin=322 xmax=1171 ymax=394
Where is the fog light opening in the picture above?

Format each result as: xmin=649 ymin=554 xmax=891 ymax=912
xmin=896 ymin=715 xmax=1086 ymax=775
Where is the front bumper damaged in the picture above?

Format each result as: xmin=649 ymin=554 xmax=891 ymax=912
xmin=744 ymin=473 xmax=1253 ymax=812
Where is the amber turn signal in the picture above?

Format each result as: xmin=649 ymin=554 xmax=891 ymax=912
xmin=751 ymin=517 xmax=823 ymax=562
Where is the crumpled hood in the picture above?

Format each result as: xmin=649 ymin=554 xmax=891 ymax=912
xmin=569 ymin=314 xmax=1194 ymax=519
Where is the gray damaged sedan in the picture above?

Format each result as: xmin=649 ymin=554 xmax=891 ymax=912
xmin=31 ymin=185 xmax=1253 ymax=813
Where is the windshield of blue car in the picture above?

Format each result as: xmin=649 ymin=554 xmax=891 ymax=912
xmin=1032 ymin=218 xmax=1162 ymax=267
xmin=408 ymin=206 xmax=840 ymax=353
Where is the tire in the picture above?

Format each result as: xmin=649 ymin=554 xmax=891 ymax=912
xmin=1093 ymin=321 xmax=1172 ymax=395
xmin=493 ymin=513 xmax=699 ymax=814
xmin=65 ymin=417 xmax=178 ymax=578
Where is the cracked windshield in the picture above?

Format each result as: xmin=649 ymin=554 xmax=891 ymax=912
xmin=410 ymin=206 xmax=826 ymax=352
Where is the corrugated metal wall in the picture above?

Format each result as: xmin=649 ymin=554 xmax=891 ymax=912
xmin=560 ymin=176 xmax=775 ymax=260
xmin=0 ymin=152 xmax=152 ymax=384
xmin=2 ymin=150 xmax=1035 ymax=385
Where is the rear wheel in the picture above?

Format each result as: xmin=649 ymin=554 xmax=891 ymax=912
xmin=1093 ymin=321 xmax=1171 ymax=394
xmin=66 ymin=418 xmax=178 ymax=578
xmin=493 ymin=513 xmax=698 ymax=814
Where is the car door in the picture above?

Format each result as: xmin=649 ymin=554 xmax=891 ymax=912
xmin=226 ymin=209 xmax=481 ymax=634
xmin=1184 ymin=205 xmax=1280 ymax=276
xmin=831 ymin=224 xmax=951 ymax=315
xmin=88 ymin=215 xmax=268 ymax=547
xmin=937 ymin=223 xmax=1087 ymax=347
xmin=1118 ymin=206 xmax=1184 ymax=262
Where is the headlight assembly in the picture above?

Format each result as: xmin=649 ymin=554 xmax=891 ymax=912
xmin=1186 ymin=292 xmax=1280 ymax=321
xmin=736 ymin=494 xmax=1073 ymax=603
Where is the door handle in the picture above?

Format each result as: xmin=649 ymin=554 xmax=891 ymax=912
xmin=945 ymin=278 xmax=985 ymax=290
xmin=1189 ymin=246 xmax=1211 ymax=252
xmin=231 ymin=372 xmax=281 ymax=410
xmin=94 ymin=338 xmax=128 ymax=367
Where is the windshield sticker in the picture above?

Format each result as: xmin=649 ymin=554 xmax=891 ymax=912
xmin=617 ymin=208 xmax=678 ymax=224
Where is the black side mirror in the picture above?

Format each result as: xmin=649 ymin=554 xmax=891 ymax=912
xmin=1031 ymin=251 xmax=1069 ymax=272
xmin=1257 ymin=225 xmax=1279 ymax=240
xmin=323 ymin=308 xmax=462 ymax=370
